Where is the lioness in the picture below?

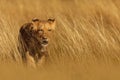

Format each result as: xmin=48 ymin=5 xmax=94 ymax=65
xmin=18 ymin=18 xmax=56 ymax=68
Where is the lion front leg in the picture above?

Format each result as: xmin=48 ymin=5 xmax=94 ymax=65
xmin=36 ymin=55 xmax=46 ymax=67
xmin=26 ymin=51 xmax=36 ymax=68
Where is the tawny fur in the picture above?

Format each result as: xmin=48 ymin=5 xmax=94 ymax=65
xmin=18 ymin=18 xmax=56 ymax=68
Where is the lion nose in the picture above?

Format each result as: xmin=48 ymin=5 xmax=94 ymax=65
xmin=42 ymin=37 xmax=48 ymax=41
xmin=42 ymin=37 xmax=47 ymax=40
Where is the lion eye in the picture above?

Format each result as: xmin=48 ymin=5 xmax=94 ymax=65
xmin=38 ymin=29 xmax=43 ymax=31
xmin=48 ymin=29 xmax=52 ymax=31
xmin=30 ymin=26 xmax=34 ymax=30
xmin=38 ymin=29 xmax=43 ymax=33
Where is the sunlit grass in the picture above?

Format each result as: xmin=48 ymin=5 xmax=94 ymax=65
xmin=0 ymin=0 xmax=120 ymax=80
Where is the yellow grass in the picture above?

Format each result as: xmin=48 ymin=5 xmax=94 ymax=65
xmin=0 ymin=0 xmax=120 ymax=80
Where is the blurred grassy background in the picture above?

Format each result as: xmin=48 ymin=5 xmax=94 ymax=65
xmin=0 ymin=0 xmax=120 ymax=80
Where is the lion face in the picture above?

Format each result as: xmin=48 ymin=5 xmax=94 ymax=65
xmin=30 ymin=18 xmax=56 ymax=47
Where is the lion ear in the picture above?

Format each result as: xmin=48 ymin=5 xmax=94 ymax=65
xmin=48 ymin=18 xmax=56 ymax=30
xmin=31 ymin=18 xmax=40 ymax=30
xmin=32 ymin=18 xmax=40 ymax=22
xmin=48 ymin=18 xmax=55 ymax=23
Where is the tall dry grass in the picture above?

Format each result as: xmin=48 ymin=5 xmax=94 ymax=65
xmin=0 ymin=0 xmax=120 ymax=80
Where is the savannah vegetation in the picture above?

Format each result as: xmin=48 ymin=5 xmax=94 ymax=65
xmin=0 ymin=0 xmax=120 ymax=80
